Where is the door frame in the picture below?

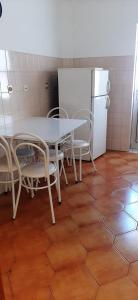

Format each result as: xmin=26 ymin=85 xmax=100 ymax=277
xmin=130 ymin=24 xmax=138 ymax=150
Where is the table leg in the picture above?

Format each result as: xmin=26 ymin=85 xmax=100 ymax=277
xmin=71 ymin=134 xmax=78 ymax=182
xmin=55 ymin=142 xmax=62 ymax=204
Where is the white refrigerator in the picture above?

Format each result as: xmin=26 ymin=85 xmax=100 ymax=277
xmin=58 ymin=68 xmax=110 ymax=160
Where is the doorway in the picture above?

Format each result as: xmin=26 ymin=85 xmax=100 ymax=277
xmin=131 ymin=24 xmax=138 ymax=150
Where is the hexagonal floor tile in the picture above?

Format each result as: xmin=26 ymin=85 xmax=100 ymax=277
xmin=115 ymin=165 xmax=137 ymax=174
xmin=46 ymin=217 xmax=78 ymax=242
xmin=122 ymin=173 xmax=138 ymax=184
xmin=9 ymin=254 xmax=55 ymax=297
xmin=108 ymin=158 xmax=126 ymax=166
xmin=47 ymin=240 xmax=87 ymax=271
xmin=67 ymin=191 xmax=95 ymax=208
xmin=84 ymin=174 xmax=106 ymax=186
xmin=111 ymin=188 xmax=138 ymax=205
xmin=77 ymin=223 xmax=114 ymax=251
xmin=96 ymin=277 xmax=138 ymax=300
xmin=71 ymin=206 xmax=102 ymax=227
xmin=86 ymin=248 xmax=129 ymax=285
xmin=86 ymin=183 xmax=111 ymax=199
xmin=129 ymin=262 xmax=138 ymax=287
xmin=115 ymin=231 xmax=138 ymax=262
xmin=132 ymin=182 xmax=138 ymax=193
xmin=51 ymin=265 xmax=98 ymax=300
xmin=14 ymin=287 xmax=54 ymax=300
xmin=1 ymin=273 xmax=12 ymax=300
xmin=107 ymin=177 xmax=130 ymax=190
xmin=93 ymin=197 xmax=124 ymax=216
xmin=65 ymin=182 xmax=87 ymax=195
xmin=125 ymin=202 xmax=138 ymax=221
xmin=104 ymin=211 xmax=137 ymax=235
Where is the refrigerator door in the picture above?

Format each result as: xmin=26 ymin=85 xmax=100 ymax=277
xmin=92 ymin=69 xmax=110 ymax=97
xmin=58 ymin=68 xmax=91 ymax=117
xmin=92 ymin=96 xmax=108 ymax=159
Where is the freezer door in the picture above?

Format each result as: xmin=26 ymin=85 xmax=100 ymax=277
xmin=58 ymin=68 xmax=91 ymax=117
xmin=92 ymin=96 xmax=108 ymax=159
xmin=92 ymin=70 xmax=110 ymax=97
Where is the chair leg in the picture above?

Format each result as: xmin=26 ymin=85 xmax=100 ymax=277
xmin=71 ymin=144 xmax=78 ymax=182
xmin=89 ymin=151 xmax=97 ymax=171
xmin=64 ymin=148 xmax=70 ymax=166
xmin=66 ymin=155 xmax=70 ymax=166
xmin=5 ymin=174 xmax=8 ymax=193
xmin=55 ymin=143 xmax=62 ymax=204
xmin=59 ymin=162 xmax=62 ymax=177
xmin=69 ymin=153 xmax=73 ymax=166
xmin=11 ymin=180 xmax=16 ymax=212
xmin=61 ymin=159 xmax=68 ymax=185
xmin=35 ymin=178 xmax=39 ymax=191
xmin=13 ymin=179 xmax=22 ymax=219
xmin=47 ymin=185 xmax=56 ymax=224
xmin=22 ymin=178 xmax=29 ymax=193
xmin=31 ymin=178 xmax=35 ymax=198
xmin=79 ymin=148 xmax=82 ymax=181
xmin=26 ymin=177 xmax=35 ymax=198
xmin=54 ymin=171 xmax=58 ymax=194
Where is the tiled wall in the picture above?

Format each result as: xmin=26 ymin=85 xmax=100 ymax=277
xmin=62 ymin=56 xmax=134 ymax=151
xmin=0 ymin=49 xmax=62 ymax=129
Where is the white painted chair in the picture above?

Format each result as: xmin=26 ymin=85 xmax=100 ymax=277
xmin=49 ymin=149 xmax=68 ymax=185
xmin=47 ymin=106 xmax=69 ymax=119
xmin=10 ymin=133 xmax=57 ymax=224
xmin=47 ymin=106 xmax=69 ymax=184
xmin=65 ymin=109 xmax=97 ymax=181
xmin=0 ymin=136 xmax=18 ymax=215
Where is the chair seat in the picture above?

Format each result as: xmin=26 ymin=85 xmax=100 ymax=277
xmin=49 ymin=149 xmax=64 ymax=161
xmin=0 ymin=157 xmax=18 ymax=172
xmin=22 ymin=161 xmax=57 ymax=178
xmin=68 ymin=139 xmax=89 ymax=149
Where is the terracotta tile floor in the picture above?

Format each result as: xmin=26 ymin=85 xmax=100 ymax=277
xmin=1 ymin=151 xmax=138 ymax=299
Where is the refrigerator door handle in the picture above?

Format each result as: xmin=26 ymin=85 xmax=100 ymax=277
xmin=106 ymin=80 xmax=111 ymax=94
xmin=106 ymin=96 xmax=110 ymax=110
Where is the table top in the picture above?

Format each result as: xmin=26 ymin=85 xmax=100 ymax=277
xmin=0 ymin=117 xmax=86 ymax=143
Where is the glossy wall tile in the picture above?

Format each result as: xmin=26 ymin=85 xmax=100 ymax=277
xmin=0 ymin=50 xmax=62 ymax=125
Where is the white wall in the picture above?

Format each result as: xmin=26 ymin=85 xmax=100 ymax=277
xmin=58 ymin=0 xmax=74 ymax=58
xmin=1 ymin=0 xmax=138 ymax=58
xmin=0 ymin=0 xmax=61 ymax=57
xmin=61 ymin=0 xmax=138 ymax=58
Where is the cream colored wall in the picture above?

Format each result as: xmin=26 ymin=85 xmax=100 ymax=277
xmin=0 ymin=0 xmax=61 ymax=57
xmin=60 ymin=0 xmax=138 ymax=58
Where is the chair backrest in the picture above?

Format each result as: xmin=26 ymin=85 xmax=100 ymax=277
xmin=47 ymin=107 xmax=69 ymax=119
xmin=10 ymin=133 xmax=50 ymax=178
xmin=0 ymin=136 xmax=13 ymax=174
xmin=73 ymin=108 xmax=94 ymax=121
xmin=72 ymin=109 xmax=94 ymax=143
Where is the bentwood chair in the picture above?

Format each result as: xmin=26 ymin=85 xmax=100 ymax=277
xmin=65 ymin=109 xmax=97 ymax=181
xmin=47 ymin=106 xmax=69 ymax=119
xmin=10 ymin=133 xmax=57 ymax=224
xmin=47 ymin=106 xmax=69 ymax=184
xmin=0 ymin=136 xmax=19 ymax=215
